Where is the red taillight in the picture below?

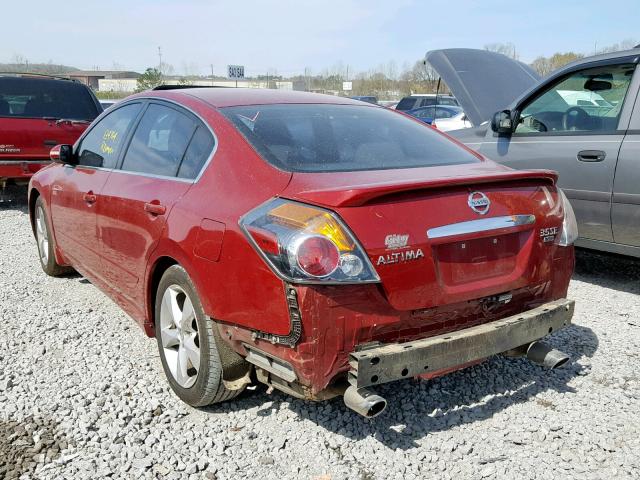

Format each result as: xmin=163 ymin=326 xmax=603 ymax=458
xmin=294 ymin=235 xmax=340 ymax=277
xmin=240 ymin=198 xmax=380 ymax=284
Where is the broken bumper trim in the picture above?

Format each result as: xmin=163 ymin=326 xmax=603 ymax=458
xmin=348 ymin=298 xmax=575 ymax=389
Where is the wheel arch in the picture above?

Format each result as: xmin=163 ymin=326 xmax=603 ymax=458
xmin=28 ymin=187 xmax=40 ymax=236
xmin=144 ymin=255 xmax=179 ymax=336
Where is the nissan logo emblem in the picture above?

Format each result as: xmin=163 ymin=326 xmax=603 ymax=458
xmin=468 ymin=191 xmax=491 ymax=215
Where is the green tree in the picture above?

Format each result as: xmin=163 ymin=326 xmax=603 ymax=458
xmin=135 ymin=68 xmax=163 ymax=92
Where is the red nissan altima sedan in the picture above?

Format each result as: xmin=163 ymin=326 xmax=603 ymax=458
xmin=29 ymin=88 xmax=577 ymax=417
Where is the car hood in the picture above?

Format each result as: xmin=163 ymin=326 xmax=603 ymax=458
xmin=425 ymin=48 xmax=541 ymax=126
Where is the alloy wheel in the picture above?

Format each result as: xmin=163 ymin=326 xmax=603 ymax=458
xmin=35 ymin=206 xmax=49 ymax=265
xmin=159 ymin=285 xmax=200 ymax=388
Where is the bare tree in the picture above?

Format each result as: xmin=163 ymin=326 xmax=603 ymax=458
xmin=531 ymin=52 xmax=584 ymax=77
xmin=484 ymin=42 xmax=518 ymax=60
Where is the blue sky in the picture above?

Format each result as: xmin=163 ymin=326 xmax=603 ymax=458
xmin=1 ymin=0 xmax=637 ymax=76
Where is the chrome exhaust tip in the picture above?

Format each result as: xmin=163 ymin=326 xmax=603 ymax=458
xmin=343 ymin=386 xmax=387 ymax=418
xmin=526 ymin=341 xmax=570 ymax=369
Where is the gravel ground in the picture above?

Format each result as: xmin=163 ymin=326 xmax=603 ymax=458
xmin=1 ymin=185 xmax=639 ymax=480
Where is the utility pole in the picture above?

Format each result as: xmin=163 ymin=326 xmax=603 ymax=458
xmin=158 ymin=46 xmax=163 ymax=79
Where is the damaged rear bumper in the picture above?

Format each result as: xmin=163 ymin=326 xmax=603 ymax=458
xmin=348 ymin=298 xmax=575 ymax=389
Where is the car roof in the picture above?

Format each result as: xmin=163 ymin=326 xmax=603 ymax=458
xmin=557 ymin=47 xmax=640 ymax=71
xmin=146 ymin=88 xmax=371 ymax=108
xmin=0 ymin=72 xmax=79 ymax=82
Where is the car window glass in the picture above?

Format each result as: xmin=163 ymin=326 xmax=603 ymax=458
xmin=516 ymin=63 xmax=635 ymax=134
xmin=77 ymin=103 xmax=142 ymax=168
xmin=435 ymin=108 xmax=454 ymax=119
xmin=177 ymin=126 xmax=214 ymax=179
xmin=395 ymin=97 xmax=418 ymax=110
xmin=222 ymin=104 xmax=479 ymax=172
xmin=420 ymin=98 xmax=436 ymax=107
xmin=438 ymin=97 xmax=457 ymax=106
xmin=414 ymin=107 xmax=435 ymax=118
xmin=0 ymin=77 xmax=99 ymax=120
xmin=121 ymin=103 xmax=196 ymax=177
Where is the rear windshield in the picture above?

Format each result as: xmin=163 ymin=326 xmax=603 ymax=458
xmin=222 ymin=104 xmax=479 ymax=172
xmin=0 ymin=77 xmax=99 ymax=121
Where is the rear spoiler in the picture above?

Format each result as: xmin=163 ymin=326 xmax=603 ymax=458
xmin=290 ymin=169 xmax=558 ymax=208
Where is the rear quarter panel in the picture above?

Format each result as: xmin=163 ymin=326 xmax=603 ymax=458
xmin=145 ymin=101 xmax=293 ymax=335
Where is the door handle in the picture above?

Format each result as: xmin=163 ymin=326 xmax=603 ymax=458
xmin=144 ymin=202 xmax=166 ymax=216
xmin=83 ymin=191 xmax=97 ymax=204
xmin=577 ymin=150 xmax=606 ymax=162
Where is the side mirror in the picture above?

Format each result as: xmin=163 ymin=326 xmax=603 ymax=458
xmin=491 ymin=110 xmax=514 ymax=135
xmin=50 ymin=144 xmax=76 ymax=165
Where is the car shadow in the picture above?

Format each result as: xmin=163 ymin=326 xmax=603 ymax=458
xmin=201 ymin=324 xmax=597 ymax=449
xmin=574 ymin=248 xmax=640 ymax=295
xmin=0 ymin=185 xmax=28 ymax=212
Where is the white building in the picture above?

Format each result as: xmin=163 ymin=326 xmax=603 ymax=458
xmin=98 ymin=78 xmax=294 ymax=93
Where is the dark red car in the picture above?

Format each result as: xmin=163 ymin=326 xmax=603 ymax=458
xmin=0 ymin=74 xmax=101 ymax=187
xmin=29 ymin=88 xmax=577 ymax=417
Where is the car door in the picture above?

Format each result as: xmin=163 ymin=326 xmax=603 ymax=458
xmin=478 ymin=62 xmax=637 ymax=242
xmin=49 ymin=102 xmax=142 ymax=279
xmin=97 ymin=101 xmax=214 ymax=311
xmin=612 ymin=80 xmax=640 ymax=250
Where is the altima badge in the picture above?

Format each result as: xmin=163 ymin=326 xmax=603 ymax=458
xmin=468 ymin=191 xmax=490 ymax=215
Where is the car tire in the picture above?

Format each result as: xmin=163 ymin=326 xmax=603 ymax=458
xmin=34 ymin=196 xmax=72 ymax=277
xmin=155 ymin=265 xmax=245 ymax=407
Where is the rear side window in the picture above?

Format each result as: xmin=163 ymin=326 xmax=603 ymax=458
xmin=395 ymin=97 xmax=418 ymax=111
xmin=177 ymin=126 xmax=214 ymax=179
xmin=437 ymin=97 xmax=459 ymax=106
xmin=222 ymin=104 xmax=479 ymax=172
xmin=413 ymin=107 xmax=436 ymax=119
xmin=0 ymin=77 xmax=99 ymax=120
xmin=121 ymin=104 xmax=196 ymax=177
xmin=77 ymin=103 xmax=142 ymax=168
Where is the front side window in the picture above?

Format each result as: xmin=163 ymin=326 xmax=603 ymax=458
xmin=222 ymin=104 xmax=479 ymax=172
xmin=515 ymin=63 xmax=635 ymax=134
xmin=121 ymin=104 xmax=196 ymax=177
xmin=0 ymin=77 xmax=99 ymax=120
xmin=77 ymin=103 xmax=142 ymax=168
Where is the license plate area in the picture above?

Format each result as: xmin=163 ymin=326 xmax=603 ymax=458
xmin=434 ymin=231 xmax=529 ymax=286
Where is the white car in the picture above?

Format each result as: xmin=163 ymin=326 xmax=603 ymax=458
xmin=432 ymin=110 xmax=472 ymax=131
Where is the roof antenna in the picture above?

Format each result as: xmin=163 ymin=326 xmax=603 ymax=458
xmin=435 ymin=76 xmax=441 ymax=105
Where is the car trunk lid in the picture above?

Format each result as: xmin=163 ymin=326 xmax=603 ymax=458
xmin=283 ymin=165 xmax=563 ymax=311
